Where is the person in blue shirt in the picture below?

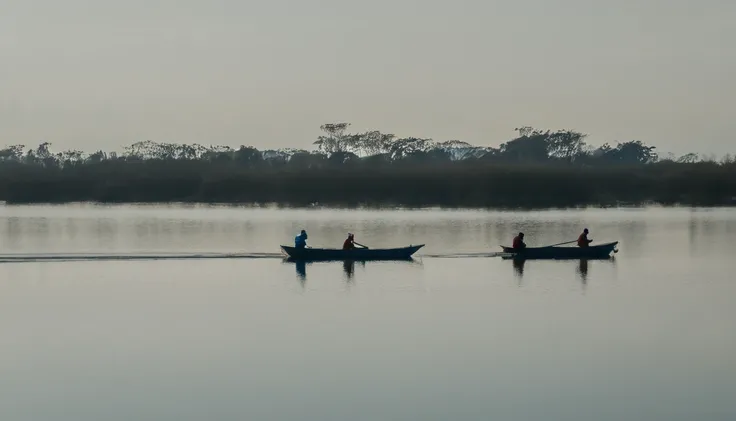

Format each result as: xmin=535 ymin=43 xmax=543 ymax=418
xmin=294 ymin=230 xmax=308 ymax=249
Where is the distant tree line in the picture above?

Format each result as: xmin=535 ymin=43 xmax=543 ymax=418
xmin=0 ymin=124 xmax=734 ymax=207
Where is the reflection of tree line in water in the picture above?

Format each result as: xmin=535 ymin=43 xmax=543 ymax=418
xmin=1 ymin=124 xmax=734 ymax=207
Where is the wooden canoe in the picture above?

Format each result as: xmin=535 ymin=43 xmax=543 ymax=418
xmin=500 ymin=242 xmax=618 ymax=260
xmin=280 ymin=244 xmax=424 ymax=261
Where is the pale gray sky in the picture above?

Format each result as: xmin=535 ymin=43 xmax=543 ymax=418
xmin=1 ymin=0 xmax=734 ymax=155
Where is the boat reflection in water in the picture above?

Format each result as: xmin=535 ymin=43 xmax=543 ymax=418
xmin=503 ymin=241 xmax=618 ymax=287
xmin=512 ymin=259 xmax=525 ymax=278
xmin=295 ymin=260 xmax=307 ymax=283
xmin=509 ymin=256 xmax=615 ymax=287
xmin=283 ymin=257 xmax=420 ymax=285
xmin=341 ymin=260 xmax=368 ymax=281
xmin=577 ymin=259 xmax=589 ymax=284
xmin=343 ymin=260 xmax=354 ymax=279
xmin=281 ymin=243 xmax=424 ymax=287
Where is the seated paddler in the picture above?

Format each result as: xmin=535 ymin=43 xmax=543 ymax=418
xmin=343 ymin=233 xmax=356 ymax=250
xmin=511 ymin=232 xmax=526 ymax=250
xmin=512 ymin=232 xmax=526 ymax=250
xmin=295 ymin=229 xmax=308 ymax=249
xmin=577 ymin=228 xmax=593 ymax=248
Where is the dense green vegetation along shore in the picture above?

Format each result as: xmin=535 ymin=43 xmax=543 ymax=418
xmin=1 ymin=124 xmax=734 ymax=207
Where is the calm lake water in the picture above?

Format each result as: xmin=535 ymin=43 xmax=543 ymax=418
xmin=0 ymin=204 xmax=735 ymax=421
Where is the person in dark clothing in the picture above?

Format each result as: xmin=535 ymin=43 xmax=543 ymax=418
xmin=343 ymin=233 xmax=356 ymax=250
xmin=577 ymin=228 xmax=593 ymax=248
xmin=512 ymin=232 xmax=526 ymax=250
xmin=343 ymin=233 xmax=368 ymax=250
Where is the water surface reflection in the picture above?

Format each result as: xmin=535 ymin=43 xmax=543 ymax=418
xmin=577 ymin=259 xmax=589 ymax=285
xmin=295 ymin=260 xmax=306 ymax=283
xmin=1 ymin=205 xmax=735 ymax=421
xmin=508 ymin=257 xmax=617 ymax=289
xmin=286 ymin=258 xmax=421 ymax=286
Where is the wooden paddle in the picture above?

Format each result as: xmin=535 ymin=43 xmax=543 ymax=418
xmin=354 ymin=242 xmax=369 ymax=249
xmin=543 ymin=240 xmax=578 ymax=248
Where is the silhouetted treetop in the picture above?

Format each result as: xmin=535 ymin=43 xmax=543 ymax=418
xmin=0 ymin=123 xmax=733 ymax=207
xmin=0 ymin=123 xmax=726 ymax=170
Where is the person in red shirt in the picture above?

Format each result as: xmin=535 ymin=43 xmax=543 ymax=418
xmin=512 ymin=232 xmax=526 ymax=250
xmin=577 ymin=228 xmax=593 ymax=247
xmin=343 ymin=233 xmax=356 ymax=250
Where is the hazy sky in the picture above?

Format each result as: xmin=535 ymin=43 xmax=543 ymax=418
xmin=1 ymin=0 xmax=734 ymax=156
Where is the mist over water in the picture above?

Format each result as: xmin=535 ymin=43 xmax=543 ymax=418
xmin=0 ymin=204 xmax=735 ymax=421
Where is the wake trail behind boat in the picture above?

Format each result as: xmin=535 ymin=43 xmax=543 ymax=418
xmin=0 ymin=251 xmax=513 ymax=264
xmin=0 ymin=252 xmax=284 ymax=264
xmin=419 ymin=251 xmax=509 ymax=259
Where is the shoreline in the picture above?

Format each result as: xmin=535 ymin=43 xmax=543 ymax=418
xmin=2 ymin=199 xmax=735 ymax=209
xmin=2 ymin=158 xmax=734 ymax=209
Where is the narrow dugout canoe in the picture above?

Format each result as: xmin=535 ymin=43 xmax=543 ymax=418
xmin=280 ymin=244 xmax=424 ymax=261
xmin=500 ymin=242 xmax=619 ymax=260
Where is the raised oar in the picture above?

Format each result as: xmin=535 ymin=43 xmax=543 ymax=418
xmin=542 ymin=240 xmax=577 ymax=248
